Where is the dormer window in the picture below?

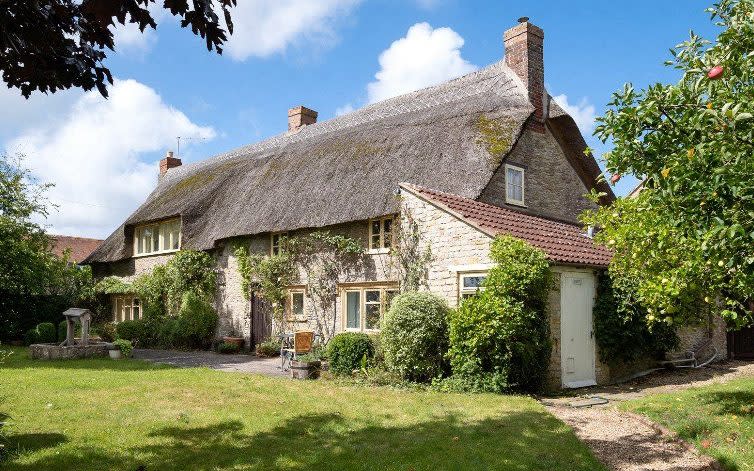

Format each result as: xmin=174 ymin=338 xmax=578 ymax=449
xmin=133 ymin=218 xmax=181 ymax=256
xmin=368 ymin=216 xmax=394 ymax=253
xmin=505 ymin=164 xmax=525 ymax=206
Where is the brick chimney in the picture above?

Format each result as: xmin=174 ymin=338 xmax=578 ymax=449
xmin=159 ymin=151 xmax=182 ymax=178
xmin=504 ymin=17 xmax=545 ymax=132
xmin=288 ymin=106 xmax=318 ymax=133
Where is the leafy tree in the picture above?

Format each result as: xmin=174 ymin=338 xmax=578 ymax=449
xmin=1 ymin=0 xmax=236 ymax=97
xmin=0 ymin=153 xmax=92 ymax=340
xmin=583 ymin=0 xmax=754 ymax=328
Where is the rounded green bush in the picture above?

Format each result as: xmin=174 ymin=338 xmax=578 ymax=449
xmin=36 ymin=322 xmax=57 ymax=343
xmin=23 ymin=328 xmax=40 ymax=346
xmin=176 ymin=291 xmax=218 ymax=349
xmin=381 ymin=291 xmax=450 ymax=382
xmin=115 ymin=320 xmax=144 ymax=343
xmin=57 ymin=320 xmax=68 ymax=342
xmin=326 ymin=332 xmax=374 ymax=376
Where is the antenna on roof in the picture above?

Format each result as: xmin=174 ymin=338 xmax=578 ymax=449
xmin=175 ymin=136 xmax=208 ymax=158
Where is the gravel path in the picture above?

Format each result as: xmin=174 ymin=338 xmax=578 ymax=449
xmin=133 ymin=349 xmax=286 ymax=377
xmin=543 ymin=360 xmax=754 ymax=471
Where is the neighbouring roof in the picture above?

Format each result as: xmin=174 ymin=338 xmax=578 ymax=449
xmin=86 ymin=58 xmax=611 ymax=264
xmin=402 ymin=184 xmax=612 ymax=268
xmin=51 ymin=235 xmax=103 ymax=263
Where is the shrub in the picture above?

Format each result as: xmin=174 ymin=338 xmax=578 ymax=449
xmin=23 ymin=328 xmax=40 ymax=346
xmin=217 ymin=342 xmax=240 ymax=354
xmin=447 ymin=236 xmax=552 ymax=393
xmin=58 ymin=320 xmax=67 ymax=342
xmin=327 ymin=332 xmax=374 ymax=376
xmin=255 ymin=338 xmax=281 ymax=357
xmin=97 ymin=322 xmax=117 ymax=342
xmin=36 ymin=322 xmax=57 ymax=343
xmin=176 ymin=291 xmax=218 ymax=349
xmin=593 ymin=272 xmax=679 ymax=364
xmin=381 ymin=292 xmax=450 ymax=382
xmin=115 ymin=320 xmax=144 ymax=343
xmin=113 ymin=338 xmax=133 ymax=357
xmin=157 ymin=318 xmax=181 ymax=349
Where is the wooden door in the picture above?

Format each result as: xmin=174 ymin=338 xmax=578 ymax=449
xmin=729 ymin=326 xmax=754 ymax=359
xmin=251 ymin=291 xmax=272 ymax=348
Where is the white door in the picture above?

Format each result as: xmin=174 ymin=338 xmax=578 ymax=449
xmin=560 ymin=271 xmax=596 ymax=388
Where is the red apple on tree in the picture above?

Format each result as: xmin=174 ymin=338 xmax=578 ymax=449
xmin=708 ymin=65 xmax=724 ymax=79
xmin=610 ymin=174 xmax=622 ymax=185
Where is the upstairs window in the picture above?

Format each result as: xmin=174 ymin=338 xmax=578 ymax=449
xmin=369 ymin=217 xmax=394 ymax=252
xmin=134 ymin=218 xmax=181 ymax=256
xmin=271 ymin=232 xmax=288 ymax=256
xmin=505 ymin=164 xmax=525 ymax=206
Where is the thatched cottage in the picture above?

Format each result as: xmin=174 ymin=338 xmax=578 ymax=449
xmin=84 ymin=19 xmax=725 ymax=388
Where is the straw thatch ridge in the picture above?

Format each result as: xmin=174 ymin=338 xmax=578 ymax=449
xmin=86 ymin=59 xmax=609 ymax=263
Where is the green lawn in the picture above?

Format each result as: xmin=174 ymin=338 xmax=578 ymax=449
xmin=623 ymin=377 xmax=754 ymax=471
xmin=0 ymin=347 xmax=604 ymax=471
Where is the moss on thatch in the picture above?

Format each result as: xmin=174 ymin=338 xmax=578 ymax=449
xmin=475 ymin=114 xmax=517 ymax=168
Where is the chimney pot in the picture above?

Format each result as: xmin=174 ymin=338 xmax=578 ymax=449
xmin=159 ymin=150 xmax=182 ymax=178
xmin=504 ymin=18 xmax=546 ymax=133
xmin=288 ymin=106 xmax=318 ymax=133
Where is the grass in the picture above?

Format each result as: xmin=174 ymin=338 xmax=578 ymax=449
xmin=623 ymin=376 xmax=754 ymax=471
xmin=0 ymin=347 xmax=605 ymax=471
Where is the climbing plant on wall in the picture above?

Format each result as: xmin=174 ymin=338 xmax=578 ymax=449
xmin=390 ymin=202 xmax=433 ymax=293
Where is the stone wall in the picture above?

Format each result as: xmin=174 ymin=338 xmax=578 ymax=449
xmin=478 ymin=127 xmax=597 ymax=224
xmin=400 ymin=191 xmax=494 ymax=308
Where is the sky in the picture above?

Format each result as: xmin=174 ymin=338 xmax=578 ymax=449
xmin=2 ymin=0 xmax=720 ymax=239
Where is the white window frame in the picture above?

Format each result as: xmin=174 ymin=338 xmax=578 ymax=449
xmin=458 ymin=271 xmax=489 ymax=302
xmin=341 ymin=284 xmax=398 ymax=332
xmin=368 ymin=216 xmax=395 ymax=254
xmin=504 ymin=164 xmax=525 ymax=206
xmin=112 ymin=295 xmax=141 ymax=323
xmin=286 ymin=287 xmax=307 ymax=323
xmin=133 ymin=218 xmax=181 ymax=257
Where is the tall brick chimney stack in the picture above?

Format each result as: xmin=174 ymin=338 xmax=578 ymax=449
xmin=504 ymin=17 xmax=545 ymax=132
xmin=288 ymin=106 xmax=318 ymax=133
xmin=159 ymin=150 xmax=182 ymax=178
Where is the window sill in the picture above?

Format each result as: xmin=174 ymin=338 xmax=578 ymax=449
xmin=505 ymin=200 xmax=527 ymax=208
xmin=367 ymin=248 xmax=390 ymax=255
xmin=132 ymin=249 xmax=179 ymax=259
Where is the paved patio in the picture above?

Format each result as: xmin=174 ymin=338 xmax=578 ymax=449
xmin=133 ymin=349 xmax=286 ymax=377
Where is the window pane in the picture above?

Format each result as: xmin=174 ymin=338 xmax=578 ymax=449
xmin=507 ymin=168 xmax=523 ymax=202
xmin=383 ymin=219 xmax=392 ymax=234
xmin=152 ymin=227 xmax=159 ymax=252
xmin=382 ymin=219 xmax=392 ymax=249
xmin=124 ymin=305 xmax=131 ymax=321
xmin=371 ymin=234 xmax=380 ymax=249
xmin=171 ymin=223 xmax=180 ymax=250
xmin=366 ymin=290 xmax=380 ymax=303
xmin=365 ymin=304 xmax=380 ymax=330
xmin=115 ymin=297 xmax=123 ymax=322
xmin=346 ymin=292 xmax=360 ymax=329
xmin=292 ymin=292 xmax=304 ymax=317
xmin=159 ymin=224 xmax=167 ymax=252
xmin=385 ymin=290 xmax=397 ymax=310
xmin=463 ymin=276 xmax=487 ymax=289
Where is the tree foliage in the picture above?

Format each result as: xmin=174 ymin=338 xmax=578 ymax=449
xmin=445 ymin=236 xmax=552 ymax=393
xmin=0 ymin=153 xmax=93 ymax=340
xmin=1 ymin=0 xmax=236 ymax=97
xmin=583 ymin=0 xmax=754 ymax=327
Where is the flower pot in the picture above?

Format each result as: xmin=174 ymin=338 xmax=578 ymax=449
xmin=222 ymin=336 xmax=245 ymax=349
xmin=290 ymin=360 xmax=321 ymax=380
xmin=109 ymin=349 xmax=122 ymax=360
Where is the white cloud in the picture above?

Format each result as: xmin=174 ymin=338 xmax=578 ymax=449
xmin=552 ymin=94 xmax=596 ymax=135
xmin=335 ymin=104 xmax=354 ymax=116
xmin=223 ymin=0 xmax=361 ymax=60
xmin=366 ymin=22 xmax=477 ymax=103
xmin=111 ymin=22 xmax=158 ymax=55
xmin=5 ymin=79 xmax=215 ymax=238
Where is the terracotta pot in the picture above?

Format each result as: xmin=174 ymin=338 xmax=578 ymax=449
xmin=222 ymin=336 xmax=245 ymax=349
xmin=290 ymin=360 xmax=321 ymax=380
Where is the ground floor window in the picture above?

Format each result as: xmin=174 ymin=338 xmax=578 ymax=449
xmin=112 ymin=295 xmax=141 ymax=322
xmin=341 ymin=284 xmax=398 ymax=332
xmin=286 ymin=287 xmax=307 ymax=323
xmin=458 ymin=272 xmax=488 ymax=301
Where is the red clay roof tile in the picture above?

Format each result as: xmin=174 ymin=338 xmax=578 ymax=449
xmin=404 ymin=184 xmax=612 ymax=268
xmin=51 ymin=236 xmax=103 ymax=263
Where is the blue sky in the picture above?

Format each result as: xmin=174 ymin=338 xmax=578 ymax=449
xmin=1 ymin=0 xmax=719 ymax=238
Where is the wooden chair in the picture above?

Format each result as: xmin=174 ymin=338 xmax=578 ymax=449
xmin=281 ymin=331 xmax=314 ymax=371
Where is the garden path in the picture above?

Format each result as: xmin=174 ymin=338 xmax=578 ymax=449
xmin=543 ymin=360 xmax=754 ymax=471
xmin=133 ymin=349 xmax=286 ymax=377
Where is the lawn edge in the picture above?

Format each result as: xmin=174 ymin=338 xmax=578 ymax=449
xmin=621 ymin=410 xmax=725 ymax=471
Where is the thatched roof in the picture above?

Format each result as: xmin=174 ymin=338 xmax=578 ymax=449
xmin=86 ymin=59 xmax=609 ymax=263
